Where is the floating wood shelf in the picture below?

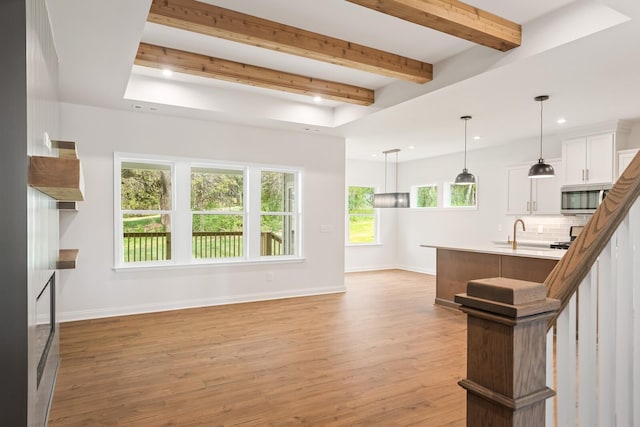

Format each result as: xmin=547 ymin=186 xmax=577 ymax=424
xmin=52 ymin=140 xmax=78 ymax=159
xmin=57 ymin=249 xmax=79 ymax=270
xmin=29 ymin=155 xmax=85 ymax=201
xmin=57 ymin=201 xmax=79 ymax=211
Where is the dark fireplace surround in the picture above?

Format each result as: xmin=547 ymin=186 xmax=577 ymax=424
xmin=35 ymin=273 xmax=55 ymax=386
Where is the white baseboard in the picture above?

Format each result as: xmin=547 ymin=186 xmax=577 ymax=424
xmin=58 ymin=286 xmax=346 ymax=322
xmin=345 ymin=265 xmax=436 ymax=275
xmin=344 ymin=264 xmax=398 ymax=273
xmin=398 ymin=265 xmax=436 ymax=275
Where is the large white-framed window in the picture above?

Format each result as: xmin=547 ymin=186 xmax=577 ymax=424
xmin=114 ymin=153 xmax=303 ymax=268
xmin=411 ymin=184 xmax=438 ymax=208
xmin=346 ymin=186 xmax=378 ymax=244
xmin=444 ymin=182 xmax=477 ymax=209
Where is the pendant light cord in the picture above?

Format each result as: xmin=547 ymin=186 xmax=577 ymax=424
xmin=464 ymin=119 xmax=468 ymax=170
xmin=384 ymin=152 xmax=388 ymax=192
xmin=395 ymin=151 xmax=398 ymax=192
xmin=539 ymin=98 xmax=544 ymax=159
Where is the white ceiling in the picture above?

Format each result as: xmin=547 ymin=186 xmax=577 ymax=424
xmin=46 ymin=0 xmax=640 ymax=162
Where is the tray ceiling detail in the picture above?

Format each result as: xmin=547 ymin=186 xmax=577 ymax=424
xmin=135 ymin=42 xmax=376 ymax=105
xmin=142 ymin=0 xmax=520 ymax=103
xmin=147 ymin=0 xmax=433 ymax=83
xmin=346 ymin=0 xmax=521 ymax=51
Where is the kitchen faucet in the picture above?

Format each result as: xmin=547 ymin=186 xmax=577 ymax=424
xmin=513 ymin=219 xmax=526 ymax=250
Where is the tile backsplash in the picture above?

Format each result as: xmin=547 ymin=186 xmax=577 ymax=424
xmin=504 ymin=215 xmax=589 ymax=243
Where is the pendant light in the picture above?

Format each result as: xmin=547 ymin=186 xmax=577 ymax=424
xmin=373 ymin=149 xmax=410 ymax=208
xmin=455 ymin=115 xmax=475 ymax=185
xmin=528 ymin=95 xmax=555 ymax=178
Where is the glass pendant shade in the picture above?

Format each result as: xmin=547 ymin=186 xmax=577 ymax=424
xmin=373 ymin=148 xmax=410 ymax=208
xmin=454 ymin=116 xmax=475 ymax=185
xmin=529 ymin=95 xmax=555 ymax=178
xmin=373 ymin=192 xmax=410 ymax=208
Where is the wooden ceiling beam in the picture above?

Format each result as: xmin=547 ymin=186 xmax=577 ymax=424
xmin=147 ymin=0 xmax=432 ymax=83
xmin=135 ymin=43 xmax=375 ymax=106
xmin=346 ymin=0 xmax=521 ymax=52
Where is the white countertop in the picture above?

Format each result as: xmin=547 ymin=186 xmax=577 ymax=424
xmin=420 ymin=243 xmax=566 ymax=260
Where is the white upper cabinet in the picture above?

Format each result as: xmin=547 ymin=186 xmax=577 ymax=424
xmin=562 ymin=133 xmax=614 ymax=185
xmin=506 ymin=159 xmax=561 ymax=215
xmin=561 ymin=121 xmax=632 ymax=186
xmin=506 ymin=165 xmax=530 ymax=215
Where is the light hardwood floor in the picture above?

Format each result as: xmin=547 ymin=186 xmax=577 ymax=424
xmin=48 ymin=270 xmax=467 ymax=426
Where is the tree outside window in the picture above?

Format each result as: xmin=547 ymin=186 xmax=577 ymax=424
xmin=120 ymin=161 xmax=173 ymax=263
xmin=444 ymin=182 xmax=477 ymax=208
xmin=191 ymin=167 xmax=244 ymax=259
xmin=412 ymin=184 xmax=438 ymax=208
xmin=261 ymin=171 xmax=297 ymax=256
xmin=347 ymin=186 xmax=377 ymax=244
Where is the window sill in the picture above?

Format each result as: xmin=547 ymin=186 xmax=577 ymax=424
xmin=113 ymin=257 xmax=306 ymax=272
xmin=443 ymin=206 xmax=478 ymax=210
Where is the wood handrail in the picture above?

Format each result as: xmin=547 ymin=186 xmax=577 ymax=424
xmin=545 ymin=150 xmax=640 ymax=329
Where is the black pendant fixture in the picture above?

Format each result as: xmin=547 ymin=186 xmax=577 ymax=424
xmin=455 ymin=115 xmax=475 ymax=185
xmin=529 ymin=95 xmax=555 ymax=178
xmin=373 ymin=149 xmax=410 ymax=208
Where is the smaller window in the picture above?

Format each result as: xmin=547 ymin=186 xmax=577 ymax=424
xmin=444 ymin=182 xmax=477 ymax=208
xmin=411 ymin=184 xmax=438 ymax=208
xmin=347 ymin=186 xmax=377 ymax=244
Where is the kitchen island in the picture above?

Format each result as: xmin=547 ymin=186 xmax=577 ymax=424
xmin=421 ymin=244 xmax=564 ymax=309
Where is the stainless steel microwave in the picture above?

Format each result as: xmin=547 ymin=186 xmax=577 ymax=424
xmin=561 ymin=184 xmax=610 ymax=215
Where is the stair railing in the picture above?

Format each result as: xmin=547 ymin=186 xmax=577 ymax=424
xmin=456 ymin=150 xmax=640 ymax=426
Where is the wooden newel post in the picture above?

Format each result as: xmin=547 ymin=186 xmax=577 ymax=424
xmin=454 ymin=277 xmax=560 ymax=427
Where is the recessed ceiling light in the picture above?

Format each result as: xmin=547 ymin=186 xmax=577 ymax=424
xmin=408 ymin=145 xmax=416 ymax=149
xmin=162 ymin=69 xmax=173 ymax=77
xmin=371 ymin=153 xmax=378 ymax=158
xmin=313 ymin=96 xmax=322 ymax=103
xmin=473 ymin=136 xmax=481 ymax=140
xmin=133 ymin=104 xmax=143 ymax=109
xmin=556 ymin=118 xmax=567 ymax=124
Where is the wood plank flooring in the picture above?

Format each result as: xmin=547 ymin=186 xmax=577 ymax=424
xmin=48 ymin=270 xmax=467 ymax=426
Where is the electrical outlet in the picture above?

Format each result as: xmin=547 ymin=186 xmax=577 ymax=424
xmin=498 ymin=224 xmax=503 ymax=232
xmin=266 ymin=272 xmax=274 ymax=282
xmin=537 ymin=225 xmax=544 ymax=233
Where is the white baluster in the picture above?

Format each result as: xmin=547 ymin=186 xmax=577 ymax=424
xmin=616 ymin=220 xmax=633 ymax=425
xmin=631 ymin=199 xmax=640 ymax=426
xmin=557 ymin=293 xmax=577 ymax=426
xmin=546 ymin=329 xmax=555 ymax=427
xmin=598 ymin=238 xmax=617 ymax=426
xmin=578 ymin=269 xmax=597 ymax=425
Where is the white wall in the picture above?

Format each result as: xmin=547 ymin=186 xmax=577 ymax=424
xmin=345 ymin=159 xmax=398 ymax=272
xmin=346 ymin=121 xmax=640 ymax=275
xmin=58 ymin=103 xmax=345 ymax=321
xmin=395 ymin=136 xmax=566 ymax=274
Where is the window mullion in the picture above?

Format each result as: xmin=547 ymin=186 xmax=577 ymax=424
xmin=248 ymin=167 xmax=262 ymax=259
xmin=174 ymin=162 xmax=191 ymax=263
